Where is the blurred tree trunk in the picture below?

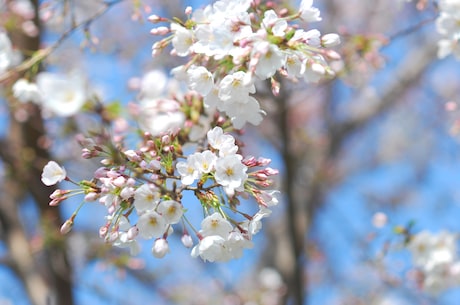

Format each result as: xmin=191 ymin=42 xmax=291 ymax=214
xmin=0 ymin=1 xmax=74 ymax=305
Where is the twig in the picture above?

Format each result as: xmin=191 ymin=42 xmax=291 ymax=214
xmin=0 ymin=0 xmax=125 ymax=84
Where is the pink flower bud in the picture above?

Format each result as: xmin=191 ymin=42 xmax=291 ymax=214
xmin=120 ymin=186 xmax=135 ymax=199
xmin=113 ymin=176 xmax=126 ymax=187
xmin=81 ymin=148 xmax=93 ymax=159
xmin=108 ymin=231 xmax=119 ymax=243
xmin=185 ymin=6 xmax=192 ymax=15
xmin=99 ymin=225 xmax=108 ymax=238
xmin=49 ymin=198 xmax=64 ymax=206
xmin=127 ymin=177 xmax=136 ymax=186
xmin=150 ymin=26 xmax=169 ymax=35
xmin=94 ymin=167 xmax=108 ymax=179
xmin=84 ymin=192 xmax=99 ymax=202
xmin=263 ymin=167 xmax=279 ymax=176
xmin=257 ymin=157 xmax=271 ymax=166
xmin=124 ymin=150 xmax=141 ymax=162
xmin=106 ymin=170 xmax=120 ymax=179
xmin=50 ymin=189 xmax=70 ymax=199
xmin=127 ymin=226 xmax=139 ymax=240
xmin=148 ymin=14 xmax=161 ymax=23
xmin=161 ymin=135 xmax=170 ymax=145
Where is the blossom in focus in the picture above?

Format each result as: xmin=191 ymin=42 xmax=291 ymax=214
xmin=137 ymin=211 xmax=167 ymax=239
xmin=214 ymin=154 xmax=248 ymax=195
xmin=41 ymin=161 xmax=67 ymax=186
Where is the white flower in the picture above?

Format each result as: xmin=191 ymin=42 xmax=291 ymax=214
xmin=41 ymin=161 xmax=67 ymax=186
xmin=260 ymin=190 xmax=281 ymax=207
xmin=254 ymin=42 xmax=285 ymax=80
xmin=203 ymin=86 xmax=221 ymax=111
xmin=244 ymin=207 xmax=272 ymax=236
xmin=218 ymin=71 xmax=255 ymax=103
xmin=137 ymin=211 xmax=167 ymax=239
xmin=298 ymin=0 xmax=322 ymax=22
xmin=207 ymin=126 xmax=235 ymax=151
xmin=436 ymin=13 xmax=460 ymax=38
xmin=290 ymin=29 xmax=321 ymax=47
xmin=140 ymin=70 xmax=168 ymax=99
xmin=301 ymin=57 xmax=327 ymax=83
xmin=134 ymin=184 xmax=159 ymax=212
xmin=187 ymin=65 xmax=214 ymax=96
xmin=157 ymin=200 xmax=183 ymax=224
xmin=193 ymin=150 xmax=217 ymax=173
xmin=138 ymin=98 xmax=185 ymax=136
xmin=12 ymin=78 xmax=42 ymax=104
xmin=36 ymin=72 xmax=87 ymax=117
xmin=171 ymin=23 xmax=194 ymax=56
xmin=214 ymin=154 xmax=248 ymax=194
xmin=113 ymin=217 xmax=140 ymax=256
xmin=438 ymin=0 xmax=460 ymax=17
xmin=285 ymin=53 xmax=304 ymax=78
xmin=409 ymin=231 xmax=457 ymax=272
xmin=225 ymin=231 xmax=253 ymax=259
xmin=225 ymin=96 xmax=265 ymax=129
xmin=321 ymin=33 xmax=341 ymax=47
xmin=0 ymin=32 xmax=14 ymax=73
xmin=191 ymin=235 xmax=228 ymax=262
xmin=176 ymin=153 xmax=201 ymax=185
xmin=262 ymin=10 xmax=287 ymax=37
xmin=152 ymin=238 xmax=169 ymax=258
xmin=200 ymin=212 xmax=233 ymax=238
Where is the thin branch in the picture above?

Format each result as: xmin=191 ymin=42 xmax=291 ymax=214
xmin=386 ymin=15 xmax=437 ymax=44
xmin=0 ymin=0 xmax=125 ymax=84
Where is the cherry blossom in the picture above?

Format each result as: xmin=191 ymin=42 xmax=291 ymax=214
xmin=41 ymin=161 xmax=67 ymax=186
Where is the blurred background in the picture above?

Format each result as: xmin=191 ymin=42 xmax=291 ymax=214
xmin=1 ymin=0 xmax=460 ymax=304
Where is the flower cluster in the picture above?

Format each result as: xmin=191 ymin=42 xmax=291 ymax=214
xmin=150 ymin=0 xmax=340 ymax=129
xmin=36 ymin=0 xmax=338 ymax=263
xmin=435 ymin=0 xmax=460 ymax=59
xmin=12 ymin=72 xmax=88 ymax=117
xmin=41 ymin=122 xmax=279 ymax=262
xmin=408 ymin=230 xmax=460 ymax=294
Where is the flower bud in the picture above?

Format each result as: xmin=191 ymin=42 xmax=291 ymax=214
xmin=147 ymin=14 xmax=161 ymax=23
xmin=99 ymin=225 xmax=108 ymax=238
xmin=150 ymin=26 xmax=169 ymax=35
xmin=50 ymin=189 xmax=70 ymax=199
xmin=84 ymin=192 xmax=98 ymax=202
xmin=152 ymin=238 xmax=169 ymax=258
xmin=127 ymin=226 xmax=139 ymax=240
xmin=60 ymin=219 xmax=73 ymax=235
xmin=181 ymin=234 xmax=193 ymax=248
xmin=321 ymin=33 xmax=340 ymax=47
